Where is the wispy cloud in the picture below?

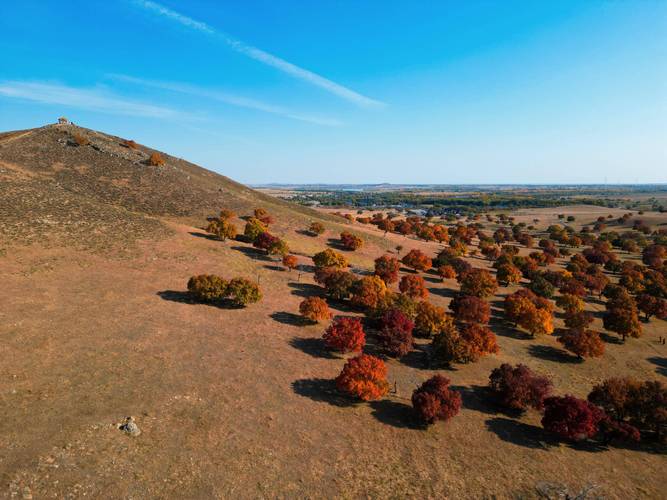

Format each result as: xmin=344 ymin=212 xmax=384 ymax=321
xmin=133 ymin=0 xmax=385 ymax=109
xmin=110 ymin=74 xmax=342 ymax=126
xmin=0 ymin=80 xmax=186 ymax=118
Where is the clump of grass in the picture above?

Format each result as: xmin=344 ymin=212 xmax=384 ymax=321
xmin=148 ymin=152 xmax=165 ymax=166
xmin=72 ymin=133 xmax=90 ymax=146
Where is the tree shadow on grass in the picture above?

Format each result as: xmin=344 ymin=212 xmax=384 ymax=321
xmin=485 ymin=417 xmax=554 ymax=450
xmin=566 ymin=439 xmax=609 ymax=453
xmin=648 ymin=356 xmax=667 ymax=377
xmin=291 ymin=378 xmax=357 ymax=407
xmin=156 ymin=291 xmax=241 ymax=309
xmin=296 ymin=264 xmax=316 ymax=273
xmin=288 ymin=282 xmax=323 ymax=298
xmin=450 ymin=385 xmax=500 ymax=416
xmin=271 ymin=311 xmax=309 ymax=326
xmin=600 ymin=332 xmax=624 ymax=345
xmin=351 ymin=267 xmax=373 ymax=277
xmin=289 ymin=337 xmax=336 ymax=359
xmin=369 ymin=399 xmax=424 ymax=429
xmin=489 ymin=317 xmax=527 ymax=340
xmin=188 ymin=231 xmax=218 ymax=241
xmin=157 ymin=290 xmax=194 ymax=304
xmin=326 ymin=238 xmax=347 ymax=251
xmin=400 ymin=343 xmax=432 ymax=370
xmin=589 ymin=309 xmax=605 ymax=320
xmin=428 ymin=286 xmax=456 ymax=299
xmin=528 ymin=344 xmax=581 ymax=364
xmin=587 ymin=296 xmax=606 ymax=307
xmin=264 ymin=264 xmax=285 ymax=272
xmin=230 ymin=245 xmax=272 ymax=262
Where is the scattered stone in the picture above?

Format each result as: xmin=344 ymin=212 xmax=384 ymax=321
xmin=119 ymin=416 xmax=141 ymax=437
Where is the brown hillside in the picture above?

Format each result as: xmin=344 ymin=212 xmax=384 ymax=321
xmin=0 ymin=123 xmax=336 ymax=250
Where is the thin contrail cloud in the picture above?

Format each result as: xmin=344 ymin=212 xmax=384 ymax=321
xmin=133 ymin=0 xmax=385 ymax=109
xmin=110 ymin=74 xmax=343 ymax=126
xmin=0 ymin=80 xmax=186 ymax=119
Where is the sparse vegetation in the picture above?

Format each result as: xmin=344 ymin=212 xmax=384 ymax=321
xmin=148 ymin=152 xmax=165 ymax=166
xmin=72 ymin=133 xmax=90 ymax=146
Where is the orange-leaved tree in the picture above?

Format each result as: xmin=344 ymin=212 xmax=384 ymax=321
xmin=558 ymin=328 xmax=605 ymax=359
xmin=459 ymin=268 xmax=498 ymax=298
xmin=401 ymin=249 xmax=432 ymax=273
xmin=374 ymin=254 xmax=400 ymax=284
xmin=399 ymin=274 xmax=428 ymax=299
xmin=351 ymin=276 xmax=388 ymax=310
xmin=414 ymin=301 xmax=452 ymax=337
xmin=340 ymin=231 xmax=363 ymax=250
xmin=148 ymin=152 xmax=165 ymax=166
xmin=299 ymin=297 xmax=332 ymax=323
xmin=323 ymin=317 xmax=365 ymax=353
xmin=308 ymin=221 xmax=326 ymax=236
xmin=282 ymin=254 xmax=298 ymax=271
xmin=335 ymin=354 xmax=389 ymax=401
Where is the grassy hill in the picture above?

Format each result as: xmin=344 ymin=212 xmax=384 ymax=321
xmin=1 ymin=123 xmax=664 ymax=498
xmin=0 ymin=123 xmax=340 ymax=251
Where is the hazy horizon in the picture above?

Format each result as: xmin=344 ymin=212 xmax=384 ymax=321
xmin=1 ymin=1 xmax=665 ymax=184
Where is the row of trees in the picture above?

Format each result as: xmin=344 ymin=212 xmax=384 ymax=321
xmin=489 ymin=364 xmax=666 ymax=445
xmin=333 ymin=353 xmax=462 ymax=426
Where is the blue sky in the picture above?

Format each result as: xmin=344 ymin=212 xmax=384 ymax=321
xmin=1 ymin=1 xmax=665 ymax=184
